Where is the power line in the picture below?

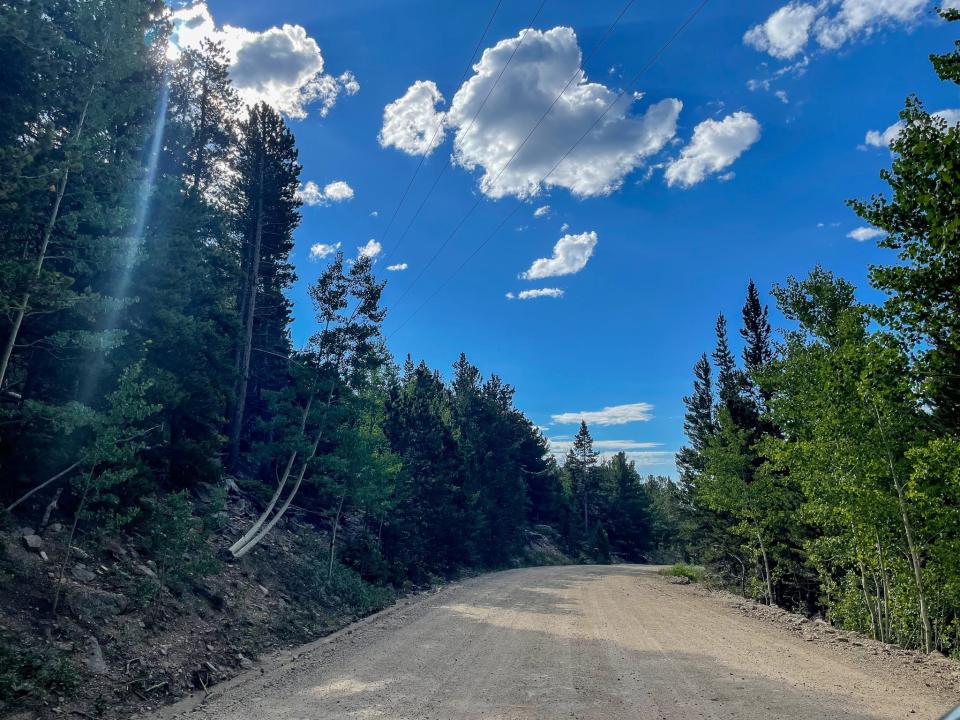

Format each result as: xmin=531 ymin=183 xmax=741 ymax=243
xmin=389 ymin=0 xmax=636 ymax=306
xmin=388 ymin=0 xmax=712 ymax=339
xmin=382 ymin=0 xmax=548 ymax=264
xmin=375 ymin=0 xmax=504 ymax=250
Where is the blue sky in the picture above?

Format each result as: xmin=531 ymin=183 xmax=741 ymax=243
xmin=170 ymin=0 xmax=959 ymax=476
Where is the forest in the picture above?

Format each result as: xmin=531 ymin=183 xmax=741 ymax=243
xmin=0 ymin=0 xmax=958 ymax=713
xmin=0 ymin=3 xmax=672 ymax=707
xmin=674 ymin=11 xmax=960 ymax=657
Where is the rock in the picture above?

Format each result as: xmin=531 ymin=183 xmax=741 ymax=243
xmin=66 ymin=585 xmax=128 ymax=622
xmin=667 ymin=575 xmax=691 ymax=585
xmin=225 ymin=477 xmax=241 ymax=494
xmin=22 ymin=534 xmax=43 ymax=552
xmin=70 ymin=563 xmax=96 ymax=582
xmin=83 ymin=636 xmax=109 ymax=675
xmin=257 ymin=584 xmax=270 ymax=596
xmin=135 ymin=563 xmax=157 ymax=579
xmin=237 ymin=654 xmax=253 ymax=670
xmin=46 ymin=523 xmax=63 ymax=534
xmin=39 ymin=551 xmax=49 ymax=562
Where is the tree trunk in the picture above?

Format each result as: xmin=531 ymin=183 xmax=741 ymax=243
xmin=328 ymin=491 xmax=346 ymax=582
xmin=227 ymin=394 xmax=313 ymax=555
xmin=0 ymin=100 xmax=89 ymax=391
xmin=756 ymin=529 xmax=774 ymax=606
xmin=53 ymin=469 xmax=93 ymax=616
xmin=872 ymin=402 xmax=932 ymax=653
xmin=232 ymin=386 xmax=334 ymax=558
xmin=228 ymin=153 xmax=265 ymax=470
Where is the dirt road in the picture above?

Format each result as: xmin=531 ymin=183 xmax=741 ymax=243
xmin=162 ymin=565 xmax=959 ymax=720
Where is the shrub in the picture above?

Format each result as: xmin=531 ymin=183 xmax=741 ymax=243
xmin=659 ymin=563 xmax=705 ymax=582
xmin=0 ymin=637 xmax=80 ymax=712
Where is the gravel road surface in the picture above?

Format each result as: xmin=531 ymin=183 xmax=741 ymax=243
xmin=160 ymin=565 xmax=959 ymax=719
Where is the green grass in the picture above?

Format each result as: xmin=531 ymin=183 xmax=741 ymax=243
xmin=658 ymin=563 xmax=705 ymax=582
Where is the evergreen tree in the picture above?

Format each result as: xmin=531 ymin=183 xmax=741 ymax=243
xmin=565 ymin=421 xmax=599 ymax=538
xmin=227 ymin=102 xmax=301 ymax=468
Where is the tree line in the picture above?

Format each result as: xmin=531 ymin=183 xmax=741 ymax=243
xmin=0 ymin=0 xmax=668 ymax=610
xmin=676 ymin=11 xmax=960 ymax=656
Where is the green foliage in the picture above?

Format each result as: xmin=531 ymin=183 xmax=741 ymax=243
xmin=0 ymin=636 xmax=80 ymax=712
xmin=659 ymin=564 xmax=705 ymax=583
xmin=137 ymin=490 xmax=222 ymax=601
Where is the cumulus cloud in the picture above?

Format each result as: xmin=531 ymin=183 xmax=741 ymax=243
xmin=665 ymin=112 xmax=761 ymax=188
xmin=386 ymin=263 xmax=408 ymax=271
xmin=297 ymin=180 xmax=355 ymax=206
xmin=506 ymin=288 xmax=565 ymax=300
xmin=378 ymin=80 xmax=447 ymax=155
xmin=309 ymin=242 xmax=341 ymax=260
xmin=521 ymin=231 xmax=597 ymax=280
xmin=380 ymin=27 xmax=682 ymax=199
xmin=848 ymin=226 xmax=885 ymax=241
xmin=551 ymin=402 xmax=654 ymax=426
xmin=864 ymin=108 xmax=960 ymax=148
xmin=533 ymin=205 xmax=551 ymax=218
xmin=358 ymin=239 xmax=382 ymax=259
xmin=745 ymin=0 xmax=930 ymax=60
xmin=744 ymin=2 xmax=818 ymax=59
xmin=169 ymin=2 xmax=357 ymax=119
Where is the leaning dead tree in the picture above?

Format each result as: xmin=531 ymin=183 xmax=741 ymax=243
xmin=229 ymin=253 xmax=385 ymax=558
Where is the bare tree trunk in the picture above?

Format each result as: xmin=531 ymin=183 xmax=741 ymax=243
xmin=228 ymin=154 xmax=265 ymax=470
xmin=40 ymin=487 xmax=62 ymax=529
xmin=0 ymin=100 xmax=90 ymax=391
xmin=852 ymin=522 xmax=879 ymax=640
xmin=6 ymin=460 xmax=82 ymax=513
xmin=232 ymin=386 xmax=334 ymax=558
xmin=328 ymin=491 xmax=346 ymax=581
xmin=756 ymin=529 xmax=774 ymax=606
xmin=872 ymin=402 xmax=932 ymax=653
xmin=52 ymin=469 xmax=93 ymax=615
xmin=228 ymin=394 xmax=312 ymax=555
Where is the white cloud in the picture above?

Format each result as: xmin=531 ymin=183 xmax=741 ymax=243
xmin=744 ymin=2 xmax=818 ymax=59
xmin=370 ymin=210 xmax=379 ymax=217
xmin=551 ymin=402 xmax=654 ymax=426
xmin=665 ymin=112 xmax=761 ymax=188
xmin=533 ymin=205 xmax=551 ymax=218
xmin=358 ymin=239 xmax=382 ymax=258
xmin=297 ymin=179 xmax=354 ymax=206
xmin=169 ymin=3 xmax=357 ymax=119
xmin=521 ymin=231 xmax=597 ymax=280
xmin=548 ymin=438 xmax=661 ymax=454
xmin=560 ymin=222 xmax=570 ymax=232
xmin=309 ymin=242 xmax=341 ymax=259
xmin=507 ymin=288 xmax=565 ymax=300
xmin=386 ymin=263 xmax=408 ymax=271
xmin=847 ymin=226 xmax=885 ymax=241
xmin=378 ymin=80 xmax=447 ymax=156
xmin=321 ymin=180 xmax=354 ymax=202
xmin=775 ymin=90 xmax=790 ymax=104
xmin=814 ymin=0 xmax=928 ymax=50
xmin=864 ymin=108 xmax=960 ymax=148
xmin=745 ymin=0 xmax=930 ymax=60
xmin=381 ymin=27 xmax=682 ymax=199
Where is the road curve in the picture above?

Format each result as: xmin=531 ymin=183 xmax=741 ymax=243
xmin=162 ymin=565 xmax=958 ymax=720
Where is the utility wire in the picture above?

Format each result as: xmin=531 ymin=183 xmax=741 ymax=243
xmin=375 ymin=0 xmax=504 ymax=249
xmin=389 ymin=0 xmax=635 ymax=306
xmin=388 ymin=0 xmax=712 ymax=339
xmin=382 ymin=0 xmax=548 ymax=264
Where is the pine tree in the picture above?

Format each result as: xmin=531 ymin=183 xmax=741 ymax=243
xmin=740 ymin=280 xmax=772 ymax=377
xmin=227 ymin=102 xmax=301 ymax=468
xmin=566 ymin=421 xmax=599 ymax=536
